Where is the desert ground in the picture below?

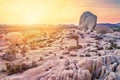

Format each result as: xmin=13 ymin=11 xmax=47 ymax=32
xmin=0 ymin=25 xmax=120 ymax=80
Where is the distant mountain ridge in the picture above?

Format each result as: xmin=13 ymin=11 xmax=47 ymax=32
xmin=117 ymin=23 xmax=120 ymax=26
xmin=97 ymin=23 xmax=120 ymax=27
xmin=0 ymin=23 xmax=120 ymax=27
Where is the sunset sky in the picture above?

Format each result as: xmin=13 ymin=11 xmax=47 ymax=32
xmin=0 ymin=0 xmax=120 ymax=24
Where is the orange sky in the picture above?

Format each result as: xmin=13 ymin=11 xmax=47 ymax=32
xmin=0 ymin=0 xmax=120 ymax=24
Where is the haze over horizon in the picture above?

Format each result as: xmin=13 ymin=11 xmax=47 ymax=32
xmin=0 ymin=0 xmax=120 ymax=24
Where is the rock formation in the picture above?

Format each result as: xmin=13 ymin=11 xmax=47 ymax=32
xmin=2 ymin=28 xmax=120 ymax=80
xmin=79 ymin=11 xmax=97 ymax=32
xmin=95 ymin=26 xmax=113 ymax=34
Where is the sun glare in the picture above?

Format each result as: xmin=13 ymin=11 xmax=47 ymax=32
xmin=24 ymin=13 xmax=39 ymax=24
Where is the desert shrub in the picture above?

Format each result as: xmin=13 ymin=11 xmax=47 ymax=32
xmin=20 ymin=45 xmax=28 ymax=57
xmin=94 ymin=36 xmax=103 ymax=40
xmin=5 ymin=63 xmax=28 ymax=75
xmin=107 ymin=40 xmax=117 ymax=50
xmin=62 ymin=50 xmax=70 ymax=55
xmin=68 ymin=45 xmax=82 ymax=51
xmin=38 ymin=56 xmax=44 ymax=61
xmin=5 ymin=61 xmax=38 ymax=75
xmin=0 ymin=49 xmax=2 ymax=52
xmin=29 ymin=42 xmax=38 ymax=50
xmin=38 ymin=43 xmax=46 ymax=48
xmin=2 ymin=47 xmax=17 ymax=61
xmin=47 ymin=39 xmax=54 ymax=43
xmin=85 ymin=53 xmax=91 ymax=57
xmin=59 ymin=56 xmax=64 ymax=59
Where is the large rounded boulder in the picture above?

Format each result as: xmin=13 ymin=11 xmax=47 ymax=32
xmin=79 ymin=11 xmax=97 ymax=32
xmin=95 ymin=26 xmax=113 ymax=34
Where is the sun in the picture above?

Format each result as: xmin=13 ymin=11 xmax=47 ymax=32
xmin=24 ymin=12 xmax=39 ymax=24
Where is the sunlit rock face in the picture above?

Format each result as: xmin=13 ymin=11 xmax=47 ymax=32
xmin=79 ymin=11 xmax=97 ymax=32
xmin=95 ymin=26 xmax=113 ymax=34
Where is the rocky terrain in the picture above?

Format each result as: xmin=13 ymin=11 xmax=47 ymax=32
xmin=0 ymin=11 xmax=120 ymax=80
xmin=0 ymin=29 xmax=120 ymax=80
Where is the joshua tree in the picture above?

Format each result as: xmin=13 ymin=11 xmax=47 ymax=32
xmin=67 ymin=34 xmax=79 ymax=46
xmin=67 ymin=34 xmax=82 ymax=51
xmin=73 ymin=35 xmax=79 ymax=46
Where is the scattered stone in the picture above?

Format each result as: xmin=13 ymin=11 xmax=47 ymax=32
xmin=44 ymin=53 xmax=49 ymax=56
xmin=94 ymin=36 xmax=103 ymax=40
xmin=97 ymin=46 xmax=104 ymax=50
xmin=85 ymin=53 xmax=91 ymax=57
xmin=69 ymin=52 xmax=77 ymax=57
xmin=49 ymin=52 xmax=53 ymax=54
xmin=38 ymin=56 xmax=44 ymax=61
xmin=62 ymin=50 xmax=70 ymax=55
xmin=54 ymin=53 xmax=56 ymax=56
xmin=0 ymin=49 xmax=2 ymax=52
xmin=59 ymin=55 xmax=64 ymax=59
xmin=80 ymin=54 xmax=85 ymax=57
xmin=26 ymin=57 xmax=29 ymax=60
xmin=95 ymin=26 xmax=113 ymax=34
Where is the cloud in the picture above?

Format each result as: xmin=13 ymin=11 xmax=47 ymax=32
xmin=102 ymin=0 xmax=120 ymax=7
xmin=109 ymin=0 xmax=120 ymax=3
xmin=72 ymin=0 xmax=120 ymax=8
xmin=0 ymin=0 xmax=120 ymax=24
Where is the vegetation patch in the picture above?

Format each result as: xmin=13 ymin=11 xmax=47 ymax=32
xmin=68 ymin=45 xmax=82 ymax=51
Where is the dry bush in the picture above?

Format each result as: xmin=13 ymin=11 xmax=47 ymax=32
xmin=5 ymin=61 xmax=38 ymax=75
xmin=20 ymin=45 xmax=28 ymax=57
xmin=5 ymin=63 xmax=28 ymax=75
xmin=29 ymin=42 xmax=38 ymax=50
xmin=68 ymin=45 xmax=82 ymax=51
xmin=2 ymin=47 xmax=17 ymax=61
